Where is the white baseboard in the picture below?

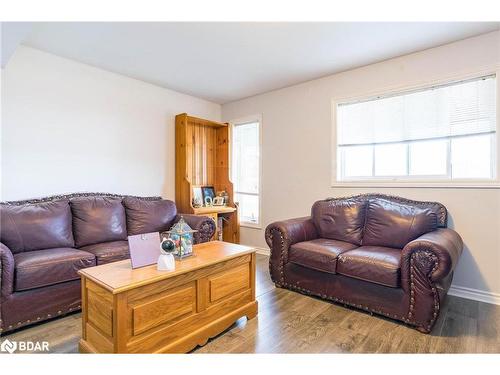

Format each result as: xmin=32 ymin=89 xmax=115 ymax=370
xmin=448 ymin=285 xmax=500 ymax=305
xmin=251 ymin=247 xmax=499 ymax=306
xmin=254 ymin=247 xmax=270 ymax=256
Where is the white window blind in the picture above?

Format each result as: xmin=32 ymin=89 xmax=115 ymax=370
xmin=338 ymin=75 xmax=496 ymax=146
xmin=336 ymin=75 xmax=497 ymax=182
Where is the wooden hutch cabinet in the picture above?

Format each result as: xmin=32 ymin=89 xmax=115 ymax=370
xmin=175 ymin=113 xmax=240 ymax=243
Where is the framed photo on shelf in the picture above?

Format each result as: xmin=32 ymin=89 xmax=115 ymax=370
xmin=192 ymin=187 xmax=203 ymax=207
xmin=201 ymin=186 xmax=216 ymax=206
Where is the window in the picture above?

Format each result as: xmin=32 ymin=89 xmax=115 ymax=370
xmin=336 ymin=75 xmax=497 ymax=184
xmin=231 ymin=118 xmax=261 ymax=226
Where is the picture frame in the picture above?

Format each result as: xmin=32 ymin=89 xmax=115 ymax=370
xmin=192 ymin=186 xmax=203 ymax=207
xmin=201 ymin=186 xmax=216 ymax=205
xmin=213 ymin=196 xmax=225 ymax=206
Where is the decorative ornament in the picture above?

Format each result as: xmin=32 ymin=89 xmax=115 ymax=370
xmin=162 ymin=217 xmax=197 ymax=259
xmin=157 ymin=237 xmax=176 ymax=271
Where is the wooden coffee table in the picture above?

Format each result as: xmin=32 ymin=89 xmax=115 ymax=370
xmin=78 ymin=241 xmax=257 ymax=353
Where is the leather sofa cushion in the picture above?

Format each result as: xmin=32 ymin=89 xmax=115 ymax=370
xmin=0 ymin=200 xmax=75 ymax=253
xmin=289 ymin=239 xmax=358 ymax=274
xmin=337 ymin=246 xmax=401 ymax=288
xmin=311 ymin=199 xmax=367 ymax=245
xmin=79 ymin=241 xmax=130 ymax=265
xmin=123 ymin=197 xmax=177 ymax=235
xmin=14 ymin=248 xmax=95 ymax=291
xmin=363 ymin=198 xmax=438 ymax=249
xmin=71 ymin=197 xmax=127 ymax=247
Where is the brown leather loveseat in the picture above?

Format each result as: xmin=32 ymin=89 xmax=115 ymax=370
xmin=0 ymin=192 xmax=216 ymax=335
xmin=265 ymin=194 xmax=463 ymax=333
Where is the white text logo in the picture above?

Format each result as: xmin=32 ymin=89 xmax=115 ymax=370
xmin=0 ymin=339 xmax=49 ymax=353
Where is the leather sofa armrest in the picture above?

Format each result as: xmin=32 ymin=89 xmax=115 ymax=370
xmin=400 ymin=228 xmax=463 ymax=332
xmin=402 ymin=228 xmax=463 ymax=283
xmin=0 ymin=242 xmax=15 ymax=300
xmin=265 ymin=217 xmax=318 ymax=285
xmin=174 ymin=214 xmax=216 ymax=244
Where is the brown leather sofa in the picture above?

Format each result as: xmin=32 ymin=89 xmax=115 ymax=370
xmin=0 ymin=192 xmax=216 ymax=335
xmin=265 ymin=194 xmax=463 ymax=333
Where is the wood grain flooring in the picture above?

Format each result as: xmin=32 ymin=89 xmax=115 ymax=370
xmin=2 ymin=254 xmax=499 ymax=353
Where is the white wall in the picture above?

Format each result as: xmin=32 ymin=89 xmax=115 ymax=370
xmin=223 ymin=31 xmax=500 ymax=302
xmin=0 ymin=46 xmax=221 ymax=201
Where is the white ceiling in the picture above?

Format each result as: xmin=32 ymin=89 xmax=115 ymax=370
xmin=6 ymin=22 xmax=500 ymax=103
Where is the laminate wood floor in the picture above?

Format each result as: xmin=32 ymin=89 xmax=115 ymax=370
xmin=2 ymin=254 xmax=499 ymax=353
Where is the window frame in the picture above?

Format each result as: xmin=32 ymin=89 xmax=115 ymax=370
xmin=230 ymin=114 xmax=263 ymax=228
xmin=331 ymin=69 xmax=500 ymax=189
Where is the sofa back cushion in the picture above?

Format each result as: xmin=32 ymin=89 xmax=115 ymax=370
xmin=0 ymin=200 xmax=75 ymax=253
xmin=362 ymin=198 xmax=438 ymax=249
xmin=71 ymin=197 xmax=127 ymax=247
xmin=123 ymin=197 xmax=177 ymax=235
xmin=311 ymin=199 xmax=367 ymax=245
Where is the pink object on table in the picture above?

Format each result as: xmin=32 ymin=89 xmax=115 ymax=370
xmin=128 ymin=232 xmax=161 ymax=269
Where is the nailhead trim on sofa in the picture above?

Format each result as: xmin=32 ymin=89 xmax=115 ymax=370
xmin=409 ymin=250 xmax=440 ymax=332
xmin=1 ymin=192 xmax=162 ymax=206
xmin=267 ymin=227 xmax=286 ymax=286
xmin=324 ymin=193 xmax=447 ymax=228
xmin=0 ymin=305 xmax=81 ymax=334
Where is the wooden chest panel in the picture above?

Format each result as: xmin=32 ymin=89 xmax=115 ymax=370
xmin=127 ymin=289 xmax=253 ymax=353
xmin=131 ymin=282 xmax=196 ymax=336
xmin=209 ymin=263 xmax=250 ymax=303
xmin=86 ymin=281 xmax=113 ymax=337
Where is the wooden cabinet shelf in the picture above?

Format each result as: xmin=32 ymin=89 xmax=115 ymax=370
xmin=175 ymin=113 xmax=240 ymax=243
xmin=192 ymin=206 xmax=237 ymax=215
